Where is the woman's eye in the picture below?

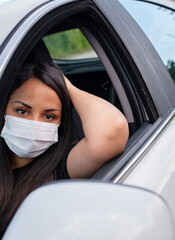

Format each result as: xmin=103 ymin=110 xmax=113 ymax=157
xmin=16 ymin=109 xmax=28 ymax=115
xmin=44 ymin=114 xmax=55 ymax=120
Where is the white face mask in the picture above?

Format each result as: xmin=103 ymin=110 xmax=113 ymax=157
xmin=1 ymin=115 xmax=60 ymax=158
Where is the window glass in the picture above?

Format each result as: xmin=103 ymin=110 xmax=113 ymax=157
xmin=43 ymin=29 xmax=97 ymax=60
xmin=119 ymin=0 xmax=175 ymax=83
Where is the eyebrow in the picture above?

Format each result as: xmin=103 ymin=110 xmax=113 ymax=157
xmin=13 ymin=101 xmax=32 ymax=109
xmin=13 ymin=101 xmax=60 ymax=112
xmin=45 ymin=109 xmax=60 ymax=113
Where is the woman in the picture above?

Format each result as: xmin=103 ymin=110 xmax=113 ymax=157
xmin=0 ymin=61 xmax=129 ymax=236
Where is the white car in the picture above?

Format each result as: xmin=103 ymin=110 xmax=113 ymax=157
xmin=1 ymin=0 xmax=175 ymax=239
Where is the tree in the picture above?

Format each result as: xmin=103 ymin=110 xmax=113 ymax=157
xmin=166 ymin=60 xmax=175 ymax=83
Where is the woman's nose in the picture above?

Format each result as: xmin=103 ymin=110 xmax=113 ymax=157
xmin=31 ymin=114 xmax=41 ymax=122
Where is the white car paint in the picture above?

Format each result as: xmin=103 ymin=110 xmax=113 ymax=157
xmin=2 ymin=182 xmax=175 ymax=240
xmin=123 ymin=110 xmax=175 ymax=223
xmin=0 ymin=0 xmax=49 ymax=45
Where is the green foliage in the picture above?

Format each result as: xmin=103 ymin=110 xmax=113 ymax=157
xmin=43 ymin=29 xmax=92 ymax=59
xmin=166 ymin=60 xmax=175 ymax=83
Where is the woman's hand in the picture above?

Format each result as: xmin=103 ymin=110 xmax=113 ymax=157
xmin=63 ymin=74 xmax=73 ymax=92
xmin=64 ymin=75 xmax=129 ymax=179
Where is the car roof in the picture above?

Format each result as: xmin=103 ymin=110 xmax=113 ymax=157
xmin=0 ymin=0 xmax=51 ymax=46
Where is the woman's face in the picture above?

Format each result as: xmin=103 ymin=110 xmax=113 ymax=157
xmin=5 ymin=77 xmax=62 ymax=124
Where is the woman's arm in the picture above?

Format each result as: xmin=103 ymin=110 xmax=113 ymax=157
xmin=64 ymin=76 xmax=129 ymax=179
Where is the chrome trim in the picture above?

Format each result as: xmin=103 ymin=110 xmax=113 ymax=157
xmin=113 ymin=108 xmax=175 ymax=183
xmin=0 ymin=0 xmax=77 ymax=78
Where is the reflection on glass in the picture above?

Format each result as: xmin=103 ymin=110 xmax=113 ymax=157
xmin=167 ymin=60 xmax=175 ymax=82
xmin=119 ymin=0 xmax=175 ymax=82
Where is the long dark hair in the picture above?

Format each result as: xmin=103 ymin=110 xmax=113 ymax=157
xmin=0 ymin=62 xmax=72 ymax=234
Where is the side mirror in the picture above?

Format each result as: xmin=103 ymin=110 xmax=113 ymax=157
xmin=3 ymin=181 xmax=175 ymax=240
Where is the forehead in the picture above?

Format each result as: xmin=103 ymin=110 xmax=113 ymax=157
xmin=9 ymin=77 xmax=62 ymax=107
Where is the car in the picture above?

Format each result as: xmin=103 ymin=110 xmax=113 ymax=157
xmin=1 ymin=0 xmax=175 ymax=239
